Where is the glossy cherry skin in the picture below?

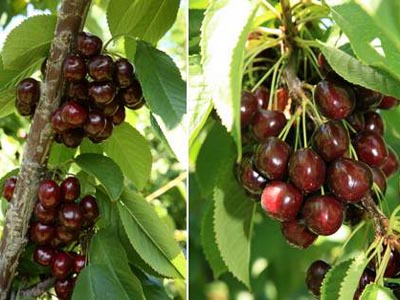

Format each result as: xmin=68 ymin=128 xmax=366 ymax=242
xmin=303 ymin=195 xmax=343 ymax=235
xmin=88 ymin=55 xmax=114 ymax=82
xmin=63 ymin=55 xmax=87 ymax=82
xmin=354 ymin=132 xmax=388 ymax=167
xmin=38 ymin=180 xmax=61 ymax=209
xmin=305 ymin=260 xmax=331 ymax=297
xmin=76 ymin=31 xmax=102 ymax=58
xmin=288 ymin=148 xmax=326 ymax=193
xmin=59 ymin=203 xmax=84 ymax=230
xmin=51 ymin=108 xmax=70 ymax=133
xmin=281 ymin=219 xmax=317 ymax=249
xmin=364 ymin=111 xmax=384 ymax=135
xmin=314 ymin=80 xmax=355 ymax=120
xmin=354 ymin=269 xmax=375 ymax=299
xmin=61 ymin=100 xmax=88 ymax=127
xmin=51 ymin=252 xmax=73 ymax=279
xmin=89 ymin=81 xmax=116 ymax=105
xmin=73 ymin=255 xmax=86 ymax=273
xmin=371 ymin=167 xmax=387 ymax=195
xmin=55 ymin=225 xmax=78 ymax=244
xmin=94 ymin=118 xmax=113 ymax=142
xmin=2 ymin=176 xmax=17 ymax=202
xmin=251 ymin=110 xmax=286 ymax=142
xmin=354 ymin=85 xmax=383 ymax=111
xmin=327 ymin=158 xmax=373 ymax=203
xmin=55 ymin=277 xmax=75 ymax=299
xmin=237 ymin=155 xmax=267 ymax=196
xmin=61 ymin=128 xmax=84 ymax=148
xmin=379 ymin=96 xmax=400 ymax=110
xmin=261 ymin=181 xmax=303 ymax=222
xmin=381 ymin=147 xmax=399 ymax=178
xmin=312 ymin=121 xmax=349 ymax=162
xmin=61 ymin=177 xmax=80 ymax=202
xmin=346 ymin=113 xmax=365 ymax=132
xmin=115 ymin=58 xmax=134 ymax=88
xmin=371 ymin=248 xmax=400 ymax=278
xmin=240 ymin=91 xmax=258 ymax=128
xmin=30 ymin=222 xmax=55 ymax=245
xmin=120 ymin=81 xmax=143 ymax=109
xmin=254 ymin=137 xmax=291 ymax=180
xmin=33 ymin=245 xmax=55 ymax=266
xmin=80 ymin=195 xmax=100 ymax=223
xmin=254 ymin=87 xmax=269 ymax=109
xmin=112 ymin=106 xmax=126 ymax=125
xmin=16 ymin=100 xmax=36 ymax=116
xmin=66 ymin=80 xmax=89 ymax=100
xmin=102 ymin=99 xmax=120 ymax=117
xmin=16 ymin=78 xmax=40 ymax=105
xmin=34 ymin=201 xmax=57 ymax=224
xmin=84 ymin=111 xmax=107 ymax=137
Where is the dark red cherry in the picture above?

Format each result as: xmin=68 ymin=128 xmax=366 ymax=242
xmin=317 ymin=53 xmax=332 ymax=75
xmin=261 ymin=181 xmax=303 ymax=222
xmin=364 ymin=111 xmax=384 ymax=135
xmin=327 ymin=158 xmax=373 ymax=203
xmin=354 ymin=132 xmax=388 ymax=167
xmin=312 ymin=121 xmax=349 ymax=162
xmin=73 ymin=255 xmax=86 ymax=273
xmin=346 ymin=113 xmax=365 ymax=132
xmin=240 ymin=91 xmax=258 ymax=128
xmin=305 ymin=260 xmax=331 ymax=297
xmin=379 ymin=96 xmax=400 ymax=110
xmin=51 ymin=252 xmax=73 ymax=279
xmin=59 ymin=203 xmax=83 ymax=230
xmin=55 ymin=225 xmax=78 ymax=244
xmin=16 ymin=78 xmax=40 ymax=105
xmin=251 ymin=110 xmax=286 ymax=142
xmin=120 ymin=80 xmax=143 ymax=109
xmin=102 ymin=99 xmax=120 ymax=117
xmin=88 ymin=81 xmax=116 ymax=105
xmin=254 ymin=137 xmax=291 ymax=180
xmin=288 ymin=148 xmax=326 ymax=193
xmin=55 ymin=277 xmax=75 ymax=299
xmin=354 ymin=85 xmax=383 ymax=111
xmin=61 ymin=128 xmax=84 ymax=148
xmin=303 ymin=195 xmax=343 ymax=235
xmin=33 ymin=245 xmax=55 ymax=266
xmin=115 ymin=58 xmax=134 ymax=88
xmin=38 ymin=180 xmax=61 ymax=209
xmin=314 ymin=80 xmax=355 ymax=120
xmin=63 ymin=55 xmax=87 ymax=82
xmin=112 ymin=105 xmax=126 ymax=125
xmin=61 ymin=100 xmax=88 ymax=127
xmin=80 ymin=195 xmax=100 ymax=223
xmin=16 ymin=101 xmax=36 ymax=116
xmin=354 ymin=269 xmax=375 ymax=299
xmin=51 ymin=108 xmax=70 ymax=133
xmin=281 ymin=219 xmax=317 ymax=249
xmin=34 ymin=201 xmax=57 ymax=224
xmin=371 ymin=167 xmax=387 ymax=195
xmin=381 ymin=148 xmax=399 ymax=178
xmin=372 ymin=247 xmax=400 ymax=278
xmin=94 ymin=117 xmax=113 ymax=141
xmin=254 ymin=87 xmax=269 ymax=109
xmin=61 ymin=177 xmax=80 ymax=202
xmin=88 ymin=55 xmax=114 ymax=82
xmin=76 ymin=32 xmax=102 ymax=58
xmin=30 ymin=222 xmax=55 ymax=245
xmin=344 ymin=204 xmax=365 ymax=227
xmin=2 ymin=176 xmax=17 ymax=202
xmin=66 ymin=80 xmax=89 ymax=100
xmin=237 ymin=155 xmax=267 ymax=197
xmin=84 ymin=111 xmax=107 ymax=137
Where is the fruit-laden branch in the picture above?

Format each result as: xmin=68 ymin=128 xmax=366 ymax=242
xmin=0 ymin=0 xmax=91 ymax=298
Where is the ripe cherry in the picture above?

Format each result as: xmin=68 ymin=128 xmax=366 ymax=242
xmin=55 ymin=225 xmax=79 ymax=244
xmin=34 ymin=201 xmax=57 ymax=224
xmin=33 ymin=245 xmax=55 ymax=266
xmin=237 ymin=155 xmax=267 ymax=197
xmin=305 ymin=260 xmax=331 ymax=297
xmin=63 ymin=55 xmax=87 ymax=82
xmin=88 ymin=55 xmax=114 ymax=81
xmin=379 ymin=96 xmax=400 ymax=110
xmin=73 ymin=255 xmax=86 ymax=273
xmin=120 ymin=80 xmax=144 ymax=109
xmin=371 ymin=167 xmax=387 ymax=195
xmin=16 ymin=78 xmax=40 ymax=105
xmin=61 ymin=177 xmax=80 ymax=202
xmin=354 ymin=85 xmax=383 ymax=111
xmin=30 ymin=222 xmax=55 ymax=245
xmin=364 ymin=111 xmax=384 ymax=135
xmin=84 ymin=111 xmax=107 ymax=137
xmin=261 ymin=181 xmax=303 ymax=222
xmin=16 ymin=101 xmax=36 ymax=116
xmin=95 ymin=117 xmax=113 ymax=141
xmin=381 ymin=147 xmax=399 ymax=178
xmin=327 ymin=157 xmax=372 ymax=203
xmin=251 ymin=110 xmax=286 ymax=142
xmin=354 ymin=269 xmax=375 ymax=299
xmin=76 ymin=32 xmax=102 ymax=58
xmin=254 ymin=87 xmax=269 ymax=109
xmin=102 ymin=99 xmax=120 ymax=117
xmin=59 ymin=203 xmax=84 ymax=230
xmin=88 ymin=81 xmax=116 ymax=105
xmin=51 ymin=108 xmax=70 ymax=133
xmin=344 ymin=204 xmax=365 ymax=227
xmin=112 ymin=105 xmax=126 ymax=125
xmin=317 ymin=53 xmax=332 ymax=75
xmin=254 ymin=137 xmax=291 ymax=180
xmin=303 ymin=195 xmax=343 ymax=235
xmin=66 ymin=80 xmax=89 ymax=100
xmin=61 ymin=100 xmax=88 ymax=127
xmin=80 ymin=195 xmax=100 ymax=223
xmin=312 ymin=121 xmax=349 ymax=162
xmin=115 ymin=58 xmax=134 ymax=88
xmin=51 ymin=252 xmax=73 ymax=279
xmin=281 ymin=219 xmax=317 ymax=249
xmin=288 ymin=148 xmax=326 ymax=193
xmin=55 ymin=277 xmax=75 ymax=299
xmin=346 ymin=113 xmax=365 ymax=132
xmin=61 ymin=128 xmax=84 ymax=148
xmin=2 ymin=176 xmax=17 ymax=202
xmin=38 ymin=180 xmax=61 ymax=209
xmin=354 ymin=132 xmax=388 ymax=167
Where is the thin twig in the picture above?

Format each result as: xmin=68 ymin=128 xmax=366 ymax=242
xmin=146 ymin=173 xmax=187 ymax=202
xmin=19 ymin=278 xmax=55 ymax=298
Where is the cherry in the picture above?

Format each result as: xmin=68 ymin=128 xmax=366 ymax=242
xmin=251 ymin=110 xmax=286 ymax=142
xmin=76 ymin=32 xmax=102 ymax=58
xmin=254 ymin=137 xmax=291 ymax=180
xmin=354 ymin=132 xmax=388 ymax=167
xmin=61 ymin=100 xmax=88 ymax=127
xmin=63 ymin=55 xmax=87 ymax=82
xmin=55 ymin=225 xmax=78 ymax=244
xmin=51 ymin=108 xmax=70 ymax=133
xmin=30 ymin=222 xmax=55 ymax=245
xmin=254 ymin=87 xmax=269 ymax=109
xmin=317 ymin=53 xmax=332 ymax=75
xmin=312 ymin=121 xmax=349 ymax=162
xmin=364 ymin=111 xmax=384 ymax=135
xmin=102 ymin=99 xmax=120 ymax=117
xmin=55 ymin=277 xmax=75 ymax=299
xmin=375 ymin=248 xmax=400 ymax=278
xmin=371 ymin=167 xmax=387 ymax=195
xmin=66 ymin=80 xmax=89 ymax=100
xmin=16 ymin=78 xmax=40 ymax=105
xmin=237 ymin=155 xmax=267 ymax=196
xmin=115 ymin=58 xmax=134 ymax=88
xmin=111 ymin=105 xmax=126 ymax=125
xmin=34 ymin=201 xmax=57 ymax=224
xmin=303 ymin=195 xmax=343 ymax=235
xmin=94 ymin=117 xmax=113 ymax=141
xmin=88 ymin=81 xmax=116 ymax=105
xmin=88 ymin=55 xmax=114 ymax=81
xmin=33 ymin=245 xmax=55 ymax=266
xmin=305 ymin=260 xmax=331 ymax=297
xmin=38 ymin=180 xmax=61 ymax=209
xmin=61 ymin=128 xmax=84 ymax=148
xmin=288 ymin=148 xmax=326 ymax=193
xmin=344 ymin=204 xmax=365 ymax=227
xmin=381 ymin=147 xmax=399 ymax=178
xmin=276 ymin=87 xmax=289 ymax=112
xmin=327 ymin=158 xmax=372 ymax=203
xmin=2 ymin=176 xmax=17 ymax=202
xmin=73 ymin=255 xmax=86 ymax=273
xmin=281 ymin=219 xmax=317 ymax=249
xmin=61 ymin=177 xmax=80 ymax=202
xmin=16 ymin=101 xmax=36 ymax=116
xmin=354 ymin=269 xmax=375 ymax=299
xmin=120 ymin=80 xmax=144 ymax=109
xmin=84 ymin=111 xmax=107 ymax=137
xmin=59 ymin=203 xmax=84 ymax=230
xmin=51 ymin=252 xmax=73 ymax=279
xmin=346 ymin=113 xmax=365 ymax=132
xmin=80 ymin=195 xmax=100 ymax=223
xmin=261 ymin=181 xmax=303 ymax=222
xmin=314 ymin=80 xmax=355 ymax=120
xmin=353 ymin=85 xmax=383 ymax=111
xmin=379 ymin=96 xmax=400 ymax=110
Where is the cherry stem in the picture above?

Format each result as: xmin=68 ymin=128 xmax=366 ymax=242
xmin=361 ymin=194 xmax=389 ymax=238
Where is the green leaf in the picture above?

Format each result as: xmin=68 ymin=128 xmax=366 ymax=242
xmin=319 ymin=43 xmax=400 ymax=98
xmin=2 ymin=15 xmax=57 ymax=70
xmin=118 ymin=188 xmax=186 ymax=279
xmin=201 ymin=0 xmax=260 ymax=159
xmin=360 ymin=283 xmax=396 ymax=300
xmin=48 ymin=143 xmax=77 ymax=167
xmin=79 ymin=139 xmax=104 ymax=154
xmin=89 ymin=230 xmax=145 ymax=300
xmin=134 ymin=41 xmax=187 ymax=164
xmin=95 ymin=188 xmax=119 ymax=230
xmin=0 ymin=89 xmax=16 ymax=119
xmin=107 ymin=0 xmax=179 ymax=44
xmin=104 ymin=122 xmax=152 ymax=191
xmin=74 ymin=154 xmax=124 ymax=201
xmin=190 ymin=0 xmax=209 ymax=9
xmin=321 ymin=259 xmax=353 ymax=300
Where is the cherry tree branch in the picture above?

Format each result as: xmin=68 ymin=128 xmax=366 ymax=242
xmin=0 ymin=1 xmax=91 ymax=298
xmin=19 ymin=278 xmax=55 ymax=299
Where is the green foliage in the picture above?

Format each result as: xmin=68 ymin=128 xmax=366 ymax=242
xmin=360 ymin=284 xmax=396 ymax=300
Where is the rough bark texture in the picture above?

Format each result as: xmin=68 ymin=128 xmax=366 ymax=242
xmin=0 ymin=1 xmax=91 ymax=298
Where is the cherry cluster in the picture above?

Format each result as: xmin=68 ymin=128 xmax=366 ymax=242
xmin=2 ymin=175 xmax=99 ymax=300
xmin=15 ymin=31 xmax=145 ymax=148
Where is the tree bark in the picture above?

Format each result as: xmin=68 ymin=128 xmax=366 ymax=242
xmin=0 ymin=1 xmax=91 ymax=298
